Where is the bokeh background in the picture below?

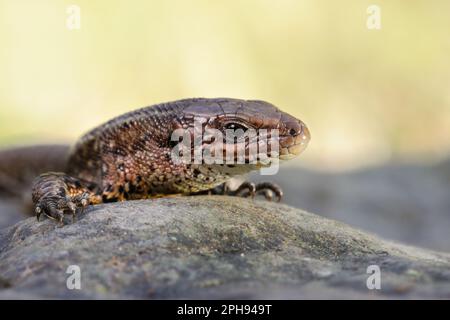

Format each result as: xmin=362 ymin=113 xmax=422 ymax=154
xmin=1 ymin=0 xmax=449 ymax=170
xmin=1 ymin=1 xmax=450 ymax=251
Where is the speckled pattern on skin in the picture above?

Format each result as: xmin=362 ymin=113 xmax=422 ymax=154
xmin=28 ymin=98 xmax=311 ymax=223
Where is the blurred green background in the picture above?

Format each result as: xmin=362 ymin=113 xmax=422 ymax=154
xmin=1 ymin=0 xmax=449 ymax=171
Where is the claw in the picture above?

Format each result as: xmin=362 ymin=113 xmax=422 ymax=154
xmin=79 ymin=195 xmax=89 ymax=214
xmin=44 ymin=212 xmax=57 ymax=221
xmin=67 ymin=201 xmax=77 ymax=213
xmin=255 ymin=182 xmax=283 ymax=202
xmin=276 ymin=193 xmax=282 ymax=202
xmin=35 ymin=206 xmax=42 ymax=221
xmin=261 ymin=189 xmax=274 ymax=201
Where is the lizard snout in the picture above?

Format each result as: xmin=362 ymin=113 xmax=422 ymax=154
xmin=279 ymin=115 xmax=310 ymax=160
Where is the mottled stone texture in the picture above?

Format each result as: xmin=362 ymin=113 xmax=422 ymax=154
xmin=1 ymin=196 xmax=449 ymax=299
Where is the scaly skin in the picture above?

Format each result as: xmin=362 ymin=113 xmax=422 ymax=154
xmin=17 ymin=98 xmax=310 ymax=224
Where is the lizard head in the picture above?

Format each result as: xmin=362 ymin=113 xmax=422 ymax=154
xmin=173 ymin=98 xmax=310 ymax=169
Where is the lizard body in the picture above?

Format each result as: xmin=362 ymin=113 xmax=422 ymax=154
xmin=1 ymin=98 xmax=310 ymax=223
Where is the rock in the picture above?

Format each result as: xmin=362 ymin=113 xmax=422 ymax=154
xmin=0 ymin=198 xmax=28 ymax=230
xmin=250 ymin=160 xmax=450 ymax=252
xmin=0 ymin=196 xmax=449 ymax=299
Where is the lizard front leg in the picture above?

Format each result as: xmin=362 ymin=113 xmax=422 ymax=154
xmin=32 ymin=172 xmax=101 ymax=224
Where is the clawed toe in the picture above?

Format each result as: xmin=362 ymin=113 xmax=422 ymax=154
xmin=259 ymin=189 xmax=274 ymax=201
xmin=233 ymin=182 xmax=256 ymax=198
xmin=255 ymin=182 xmax=283 ymax=202
xmin=35 ymin=201 xmax=64 ymax=224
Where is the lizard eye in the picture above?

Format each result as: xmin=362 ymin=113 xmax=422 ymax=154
xmin=224 ymin=123 xmax=248 ymax=131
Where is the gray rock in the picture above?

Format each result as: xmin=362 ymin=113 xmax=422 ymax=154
xmin=1 ymin=196 xmax=450 ymax=299
xmin=250 ymin=160 xmax=450 ymax=252
xmin=0 ymin=198 xmax=29 ymax=230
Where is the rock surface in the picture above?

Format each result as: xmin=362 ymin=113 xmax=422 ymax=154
xmin=250 ymin=160 xmax=450 ymax=252
xmin=1 ymin=196 xmax=450 ymax=299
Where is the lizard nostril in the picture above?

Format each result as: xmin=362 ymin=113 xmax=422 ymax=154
xmin=289 ymin=128 xmax=297 ymax=136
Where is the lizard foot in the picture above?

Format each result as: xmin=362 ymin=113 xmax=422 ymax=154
xmin=32 ymin=173 xmax=96 ymax=225
xmin=225 ymin=181 xmax=283 ymax=202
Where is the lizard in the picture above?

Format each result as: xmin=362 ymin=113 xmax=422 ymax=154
xmin=0 ymin=98 xmax=310 ymax=224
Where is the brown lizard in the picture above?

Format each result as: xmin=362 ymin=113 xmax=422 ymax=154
xmin=0 ymin=98 xmax=310 ymax=224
